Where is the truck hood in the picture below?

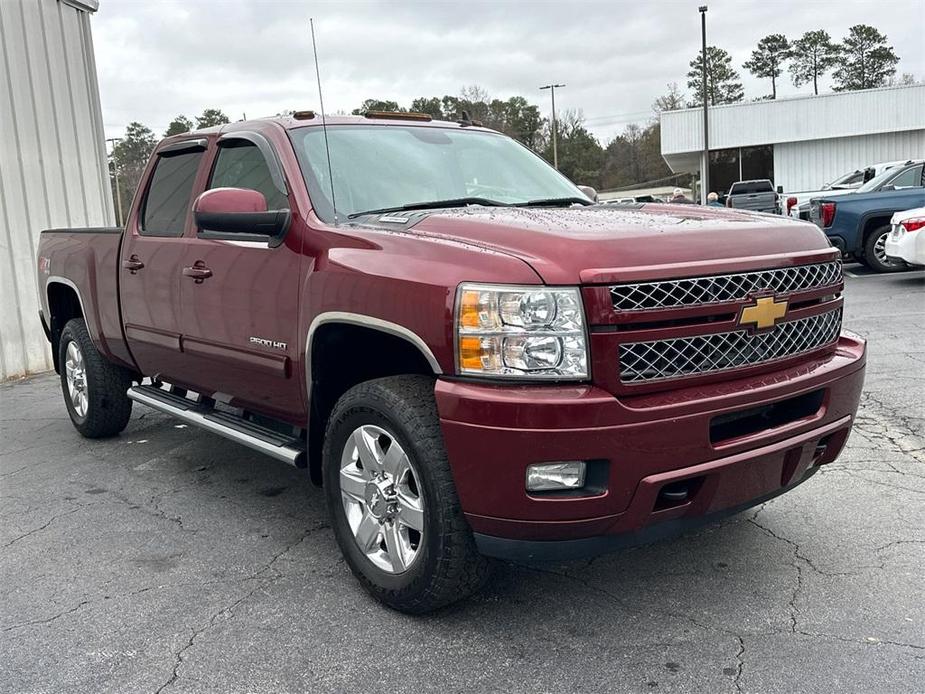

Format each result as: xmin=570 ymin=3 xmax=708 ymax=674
xmin=354 ymin=203 xmax=835 ymax=285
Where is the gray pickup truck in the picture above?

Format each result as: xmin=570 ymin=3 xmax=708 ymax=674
xmin=725 ymin=179 xmax=779 ymax=214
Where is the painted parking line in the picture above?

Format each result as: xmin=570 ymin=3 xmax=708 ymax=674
xmin=843 ymin=268 xmax=925 ymax=280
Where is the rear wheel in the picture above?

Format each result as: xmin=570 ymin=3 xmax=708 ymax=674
xmin=863 ymin=225 xmax=907 ymax=273
xmin=322 ymin=375 xmax=489 ymax=613
xmin=59 ymin=318 xmax=133 ymax=438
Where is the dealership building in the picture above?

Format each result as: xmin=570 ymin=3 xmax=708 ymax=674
xmin=660 ymin=83 xmax=925 ymax=198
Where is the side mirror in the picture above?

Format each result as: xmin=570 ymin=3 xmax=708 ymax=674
xmin=881 ymin=185 xmax=896 ymax=192
xmin=776 ymin=185 xmax=783 ymax=194
xmin=577 ymin=185 xmax=598 ymax=202
xmin=193 ymin=187 xmax=290 ymax=237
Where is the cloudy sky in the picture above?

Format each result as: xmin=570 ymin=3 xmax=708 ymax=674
xmin=93 ymin=0 xmax=924 ymax=143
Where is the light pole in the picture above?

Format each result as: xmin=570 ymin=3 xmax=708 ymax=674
xmin=699 ymin=5 xmax=710 ymax=205
xmin=540 ymin=83 xmax=566 ymax=169
xmin=106 ymin=137 xmax=124 ymax=226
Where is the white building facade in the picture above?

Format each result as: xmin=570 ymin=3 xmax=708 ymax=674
xmin=0 ymin=0 xmax=113 ymax=380
xmin=660 ymin=84 xmax=925 ymax=196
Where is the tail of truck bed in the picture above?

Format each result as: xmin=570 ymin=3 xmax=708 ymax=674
xmin=36 ymin=226 xmax=135 ymax=373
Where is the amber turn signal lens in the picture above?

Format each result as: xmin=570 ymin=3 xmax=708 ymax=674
xmin=458 ymin=336 xmax=484 ymax=370
xmin=458 ymin=290 xmax=482 ymax=329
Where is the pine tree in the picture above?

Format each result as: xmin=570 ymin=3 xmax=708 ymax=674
xmin=195 ymin=108 xmax=230 ymax=129
xmin=788 ymin=30 xmax=838 ymax=95
xmin=687 ymin=46 xmax=745 ymax=106
xmin=164 ymin=115 xmax=193 ymax=137
xmin=743 ymin=34 xmax=791 ymax=99
xmin=833 ymin=25 xmax=899 ymax=91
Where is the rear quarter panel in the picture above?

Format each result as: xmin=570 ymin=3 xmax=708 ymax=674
xmin=38 ymin=229 xmax=135 ymax=369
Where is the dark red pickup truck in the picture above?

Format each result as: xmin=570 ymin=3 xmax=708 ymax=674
xmin=37 ymin=112 xmax=866 ymax=612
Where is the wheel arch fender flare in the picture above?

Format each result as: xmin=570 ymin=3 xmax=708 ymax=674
xmin=303 ymin=312 xmax=443 ymax=482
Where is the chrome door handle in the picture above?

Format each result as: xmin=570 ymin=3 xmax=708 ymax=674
xmin=182 ymin=264 xmax=213 ymax=283
xmin=122 ymin=255 xmax=144 ymax=273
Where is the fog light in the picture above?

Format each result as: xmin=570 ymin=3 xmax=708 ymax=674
xmin=526 ymin=461 xmax=586 ymax=492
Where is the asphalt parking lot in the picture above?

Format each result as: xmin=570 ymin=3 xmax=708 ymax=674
xmin=2 ymin=266 xmax=923 ymax=694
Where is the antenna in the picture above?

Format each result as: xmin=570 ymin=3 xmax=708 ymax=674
xmin=310 ymin=18 xmax=338 ymax=225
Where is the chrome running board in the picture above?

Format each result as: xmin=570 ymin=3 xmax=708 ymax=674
xmin=127 ymin=384 xmax=305 ymax=467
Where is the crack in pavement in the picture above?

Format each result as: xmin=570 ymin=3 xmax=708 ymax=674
xmin=1 ymin=505 xmax=84 ymax=549
xmin=732 ymin=636 xmax=745 ymax=693
xmin=0 ymin=599 xmax=92 ymax=633
xmin=853 ymin=391 xmax=925 ymax=465
xmin=152 ymin=522 xmax=329 ymax=694
xmin=795 ymin=629 xmax=925 ymax=659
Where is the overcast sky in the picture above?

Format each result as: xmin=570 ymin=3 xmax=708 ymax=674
xmin=93 ymin=0 xmax=924 ymax=143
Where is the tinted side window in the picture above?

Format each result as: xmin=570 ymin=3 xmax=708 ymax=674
xmin=141 ymin=150 xmax=203 ymax=236
xmin=209 ymin=141 xmax=289 ymax=210
xmin=888 ymin=165 xmax=923 ymax=189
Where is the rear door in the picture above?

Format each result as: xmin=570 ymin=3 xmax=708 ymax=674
xmin=120 ymin=140 xmax=207 ymax=380
xmin=174 ymin=133 xmax=303 ymax=421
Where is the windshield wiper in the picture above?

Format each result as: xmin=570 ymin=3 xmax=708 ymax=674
xmin=348 ymin=197 xmax=508 ymax=219
xmin=514 ymin=196 xmax=594 ymax=207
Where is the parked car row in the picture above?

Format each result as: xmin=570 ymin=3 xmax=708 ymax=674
xmin=810 ymin=160 xmax=925 ymax=272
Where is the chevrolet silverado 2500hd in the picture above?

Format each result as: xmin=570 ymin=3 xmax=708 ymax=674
xmin=37 ymin=112 xmax=866 ymax=613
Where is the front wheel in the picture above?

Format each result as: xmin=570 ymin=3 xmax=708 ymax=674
xmin=59 ymin=318 xmax=133 ymax=438
xmin=863 ymin=225 xmax=907 ymax=273
xmin=322 ymin=375 xmax=489 ymax=613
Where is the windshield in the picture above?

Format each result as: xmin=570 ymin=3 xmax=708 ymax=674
xmin=825 ymin=170 xmax=863 ymax=189
xmin=729 ymin=180 xmax=773 ymax=195
xmin=290 ymin=125 xmax=582 ymax=221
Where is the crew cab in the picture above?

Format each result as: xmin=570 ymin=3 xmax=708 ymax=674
xmin=811 ymin=160 xmax=925 ymax=272
xmin=725 ymin=179 xmax=779 ymax=214
xmin=37 ymin=112 xmax=866 ymax=612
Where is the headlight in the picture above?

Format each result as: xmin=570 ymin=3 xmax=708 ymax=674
xmin=455 ymin=283 xmax=589 ymax=379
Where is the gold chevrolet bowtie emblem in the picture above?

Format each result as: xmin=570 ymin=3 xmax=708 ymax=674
xmin=739 ymin=296 xmax=788 ymax=330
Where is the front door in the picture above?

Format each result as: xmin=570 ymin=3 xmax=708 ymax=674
xmin=175 ymin=136 xmax=303 ymax=423
xmin=120 ymin=142 xmax=206 ymax=381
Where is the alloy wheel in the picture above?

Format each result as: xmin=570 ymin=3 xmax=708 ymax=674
xmin=64 ymin=341 xmax=88 ymax=418
xmin=874 ymin=231 xmax=903 ymax=268
xmin=338 ymin=424 xmax=425 ymax=574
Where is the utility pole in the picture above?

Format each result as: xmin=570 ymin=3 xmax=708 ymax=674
xmin=106 ymin=137 xmax=124 ymax=226
xmin=699 ymin=5 xmax=710 ymax=205
xmin=540 ymin=83 xmax=566 ymax=169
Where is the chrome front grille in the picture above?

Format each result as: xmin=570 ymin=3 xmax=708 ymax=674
xmin=618 ymin=308 xmax=842 ymax=384
xmin=610 ymin=262 xmax=842 ymax=311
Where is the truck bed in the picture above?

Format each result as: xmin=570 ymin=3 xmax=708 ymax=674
xmin=37 ymin=227 xmax=134 ymax=369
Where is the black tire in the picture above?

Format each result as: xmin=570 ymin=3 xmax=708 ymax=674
xmin=863 ymin=225 xmax=907 ymax=273
xmin=59 ymin=318 xmax=133 ymax=438
xmin=322 ymin=375 xmax=489 ymax=613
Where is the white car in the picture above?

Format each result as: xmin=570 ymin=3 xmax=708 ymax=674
xmin=885 ymin=207 xmax=925 ymax=266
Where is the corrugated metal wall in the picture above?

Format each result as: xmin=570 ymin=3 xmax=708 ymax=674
xmin=0 ymin=0 xmax=113 ymax=380
xmin=661 ymin=84 xmax=925 ymax=155
xmin=775 ymin=130 xmax=925 ymax=193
